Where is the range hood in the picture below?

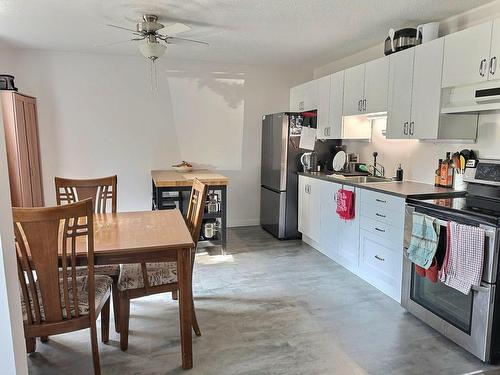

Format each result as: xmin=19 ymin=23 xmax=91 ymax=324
xmin=441 ymin=81 xmax=500 ymax=114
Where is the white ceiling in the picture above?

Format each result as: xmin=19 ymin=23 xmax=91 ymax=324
xmin=0 ymin=0 xmax=494 ymax=67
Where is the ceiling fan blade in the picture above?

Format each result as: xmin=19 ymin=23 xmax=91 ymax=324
xmin=163 ymin=23 xmax=191 ymax=36
xmin=93 ymin=37 xmax=143 ymax=47
xmin=165 ymin=36 xmax=209 ymax=47
xmin=106 ymin=24 xmax=141 ymax=35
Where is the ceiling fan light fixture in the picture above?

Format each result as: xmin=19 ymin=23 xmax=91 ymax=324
xmin=138 ymin=39 xmax=167 ymax=61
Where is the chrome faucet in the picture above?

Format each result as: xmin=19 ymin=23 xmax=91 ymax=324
xmin=371 ymin=152 xmax=385 ymax=177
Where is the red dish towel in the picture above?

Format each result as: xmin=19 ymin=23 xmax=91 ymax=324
xmin=336 ymin=189 xmax=355 ymax=220
xmin=439 ymin=221 xmax=485 ymax=294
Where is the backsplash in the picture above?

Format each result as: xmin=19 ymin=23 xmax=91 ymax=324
xmin=344 ymin=112 xmax=500 ymax=183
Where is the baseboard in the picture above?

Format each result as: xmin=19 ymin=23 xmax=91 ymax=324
xmin=227 ymin=219 xmax=260 ymax=228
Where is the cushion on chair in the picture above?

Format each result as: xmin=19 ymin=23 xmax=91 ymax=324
xmin=60 ymin=265 xmax=120 ymax=278
xmin=118 ymin=262 xmax=178 ymax=291
xmin=21 ymin=275 xmax=112 ymax=322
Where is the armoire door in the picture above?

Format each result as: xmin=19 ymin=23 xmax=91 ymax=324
xmin=13 ymin=94 xmax=34 ymax=206
xmin=23 ymin=96 xmax=44 ymax=206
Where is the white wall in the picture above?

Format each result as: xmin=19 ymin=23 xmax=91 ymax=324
xmin=1 ymin=50 xmax=311 ymax=226
xmin=311 ymin=0 xmax=500 ymax=184
xmin=0 ymin=103 xmax=28 ymax=374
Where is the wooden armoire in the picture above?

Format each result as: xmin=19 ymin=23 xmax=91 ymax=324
xmin=1 ymin=91 xmax=44 ymax=207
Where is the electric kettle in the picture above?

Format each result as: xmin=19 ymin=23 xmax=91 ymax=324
xmin=300 ymin=152 xmax=317 ymax=172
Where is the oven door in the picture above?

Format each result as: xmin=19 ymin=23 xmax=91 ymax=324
xmin=401 ymin=205 xmax=498 ymax=362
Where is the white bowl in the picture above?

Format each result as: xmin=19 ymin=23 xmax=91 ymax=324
xmin=172 ymin=165 xmax=193 ymax=173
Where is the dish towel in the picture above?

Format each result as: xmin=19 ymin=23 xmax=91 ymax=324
xmin=440 ymin=221 xmax=485 ymax=295
xmin=407 ymin=213 xmax=439 ymax=269
xmin=336 ymin=189 xmax=355 ymax=220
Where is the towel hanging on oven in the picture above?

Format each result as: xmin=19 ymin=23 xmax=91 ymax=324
xmin=407 ymin=213 xmax=439 ymax=269
xmin=439 ymin=221 xmax=485 ymax=295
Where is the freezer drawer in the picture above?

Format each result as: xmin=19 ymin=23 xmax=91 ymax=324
xmin=260 ymin=187 xmax=287 ymax=239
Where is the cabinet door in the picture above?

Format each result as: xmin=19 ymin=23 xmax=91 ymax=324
xmin=386 ymin=48 xmax=414 ymax=139
xmin=410 ymin=38 xmax=444 ymax=140
xmin=328 ymin=71 xmax=344 ymax=139
xmin=297 ymin=176 xmax=309 ymax=236
xmin=319 ymin=181 xmax=341 ymax=260
xmin=488 ymin=19 xmax=500 ymax=81
xmin=13 ymin=96 xmax=34 ymax=206
xmin=343 ymin=64 xmax=365 ymax=116
xmin=442 ymin=21 xmax=492 ymax=88
xmin=23 ymin=97 xmax=44 ymax=206
xmin=308 ymin=178 xmax=321 ymax=243
xmin=358 ymin=229 xmax=403 ymax=302
xmin=302 ymin=80 xmax=318 ymax=111
xmin=336 ymin=185 xmax=359 ymax=273
xmin=316 ymin=75 xmax=331 ymax=139
xmin=364 ymin=56 xmax=389 ymax=114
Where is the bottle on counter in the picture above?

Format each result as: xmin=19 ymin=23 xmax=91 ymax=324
xmin=440 ymin=153 xmax=450 ymax=188
xmin=396 ymin=164 xmax=404 ymax=181
xmin=435 ymin=159 xmax=443 ymax=187
xmin=446 ymin=156 xmax=455 ymax=188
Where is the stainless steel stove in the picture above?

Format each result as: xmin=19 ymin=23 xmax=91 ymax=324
xmin=403 ymin=159 xmax=500 ymax=363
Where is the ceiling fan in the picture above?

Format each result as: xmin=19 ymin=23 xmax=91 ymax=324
xmin=103 ymin=14 xmax=209 ymax=61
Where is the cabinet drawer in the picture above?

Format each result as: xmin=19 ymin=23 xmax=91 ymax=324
xmin=360 ymin=189 xmax=405 ymax=214
xmin=360 ymin=203 xmax=404 ymax=229
xmin=359 ymin=230 xmax=403 ymax=292
xmin=360 ymin=216 xmax=404 ymax=249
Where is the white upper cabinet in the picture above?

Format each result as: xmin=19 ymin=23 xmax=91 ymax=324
xmin=317 ymin=71 xmax=345 ymax=140
xmin=410 ymin=38 xmax=445 ymax=139
xmin=289 ymin=80 xmax=318 ymax=111
xmin=488 ymin=19 xmax=500 ymax=80
xmin=343 ymin=64 xmax=365 ymax=115
xmin=364 ymin=56 xmax=389 ymax=114
xmin=329 ymin=71 xmax=345 ymax=139
xmin=387 ymin=48 xmax=415 ymax=139
xmin=442 ymin=21 xmax=493 ymax=88
xmin=316 ymin=75 xmax=332 ymax=139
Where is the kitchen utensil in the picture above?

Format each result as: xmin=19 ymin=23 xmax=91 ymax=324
xmin=460 ymin=154 xmax=466 ymax=173
xmin=300 ymin=152 xmax=316 ymax=172
xmin=206 ymin=192 xmax=220 ymax=213
xmin=416 ymin=22 xmax=439 ymax=43
xmin=452 ymin=152 xmax=461 ymax=174
xmin=384 ymin=28 xmax=421 ymax=55
xmin=0 ymin=75 xmax=18 ymax=91
xmin=332 ymin=150 xmax=347 ymax=172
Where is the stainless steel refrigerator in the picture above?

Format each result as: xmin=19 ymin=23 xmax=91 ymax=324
xmin=260 ymin=112 xmax=304 ymax=239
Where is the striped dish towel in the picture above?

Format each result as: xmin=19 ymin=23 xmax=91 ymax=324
xmin=440 ymin=221 xmax=485 ymax=295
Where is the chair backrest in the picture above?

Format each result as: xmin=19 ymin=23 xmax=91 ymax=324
xmin=13 ymin=199 xmax=95 ymax=325
xmin=55 ymin=175 xmax=117 ymax=213
xmin=185 ymin=179 xmax=208 ymax=248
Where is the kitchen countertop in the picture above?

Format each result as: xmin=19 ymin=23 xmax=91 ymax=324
xmin=152 ymin=169 xmax=229 ymax=187
xmin=298 ymin=172 xmax=465 ymax=199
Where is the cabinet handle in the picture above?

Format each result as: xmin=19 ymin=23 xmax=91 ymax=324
xmin=375 ymin=198 xmax=387 ymax=203
xmin=374 ymin=255 xmax=385 ymax=262
xmin=363 ymin=98 xmax=367 ymax=111
xmin=403 ymin=122 xmax=408 ymax=135
xmin=327 ymin=127 xmax=330 ymax=136
xmin=324 ymin=128 xmax=328 ymax=136
xmin=375 ymin=227 xmax=386 ymax=233
xmin=491 ymin=57 xmax=497 ymax=75
xmin=480 ymin=59 xmax=487 ymax=77
xmin=358 ymin=99 xmax=361 ymax=112
xmin=409 ymin=121 xmax=414 ymax=136
xmin=299 ymin=101 xmax=304 ymax=110
xmin=375 ymin=213 xmax=386 ymax=218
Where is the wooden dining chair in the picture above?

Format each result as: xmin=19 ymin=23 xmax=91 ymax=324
xmin=117 ymin=179 xmax=208 ymax=350
xmin=13 ymin=199 xmax=112 ymax=375
xmin=54 ymin=175 xmax=121 ymax=330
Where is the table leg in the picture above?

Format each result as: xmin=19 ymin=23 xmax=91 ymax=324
xmin=178 ymin=247 xmax=193 ymax=369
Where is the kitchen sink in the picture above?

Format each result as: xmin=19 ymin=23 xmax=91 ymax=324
xmin=326 ymin=175 xmax=393 ymax=183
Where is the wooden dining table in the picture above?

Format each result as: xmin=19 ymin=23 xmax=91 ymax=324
xmin=71 ymin=209 xmax=195 ymax=369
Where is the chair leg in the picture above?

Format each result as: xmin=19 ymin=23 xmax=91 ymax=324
xmin=25 ymin=337 xmax=36 ymax=353
xmin=172 ymin=290 xmax=178 ymax=300
xmin=89 ymin=319 xmax=101 ymax=375
xmin=101 ymin=298 xmax=110 ymax=343
xmin=40 ymin=336 xmax=49 ymax=343
xmin=112 ymin=280 xmax=120 ymax=333
xmin=192 ymin=299 xmax=201 ymax=336
xmin=119 ymin=291 xmax=130 ymax=351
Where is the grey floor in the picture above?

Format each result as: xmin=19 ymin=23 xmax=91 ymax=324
xmin=28 ymin=226 xmax=500 ymax=375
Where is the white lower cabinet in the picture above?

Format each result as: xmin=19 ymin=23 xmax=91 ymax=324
xmin=299 ymin=177 xmax=406 ymax=302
